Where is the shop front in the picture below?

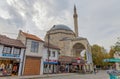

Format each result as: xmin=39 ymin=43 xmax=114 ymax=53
xmin=58 ymin=56 xmax=86 ymax=73
xmin=0 ymin=53 xmax=22 ymax=76
xmin=58 ymin=56 xmax=73 ymax=73
xmin=43 ymin=59 xmax=59 ymax=74
xmin=71 ymin=58 xmax=86 ymax=73
xmin=0 ymin=58 xmax=20 ymax=76
xmin=0 ymin=34 xmax=25 ymax=76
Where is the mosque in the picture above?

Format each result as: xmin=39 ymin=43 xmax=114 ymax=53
xmin=44 ymin=5 xmax=93 ymax=72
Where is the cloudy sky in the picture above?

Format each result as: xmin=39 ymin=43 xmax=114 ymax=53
xmin=0 ymin=0 xmax=120 ymax=51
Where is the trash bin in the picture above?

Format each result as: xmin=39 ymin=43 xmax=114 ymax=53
xmin=107 ymin=70 xmax=120 ymax=79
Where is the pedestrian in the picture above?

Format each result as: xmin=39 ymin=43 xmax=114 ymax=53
xmin=94 ymin=67 xmax=96 ymax=74
xmin=93 ymin=65 xmax=97 ymax=74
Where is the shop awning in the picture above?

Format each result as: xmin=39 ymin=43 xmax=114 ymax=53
xmin=103 ymin=58 xmax=120 ymax=62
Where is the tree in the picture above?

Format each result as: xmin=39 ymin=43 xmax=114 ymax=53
xmin=113 ymin=37 xmax=120 ymax=52
xmin=107 ymin=38 xmax=120 ymax=68
xmin=109 ymin=37 xmax=120 ymax=58
xmin=109 ymin=47 xmax=115 ymax=58
xmin=91 ymin=44 xmax=110 ymax=68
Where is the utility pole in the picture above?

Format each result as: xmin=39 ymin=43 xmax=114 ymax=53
xmin=47 ymin=33 xmax=50 ymax=75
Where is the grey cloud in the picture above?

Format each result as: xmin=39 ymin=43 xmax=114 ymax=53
xmin=0 ymin=0 xmax=26 ymax=28
xmin=19 ymin=0 xmax=36 ymax=18
xmin=40 ymin=0 xmax=70 ymax=17
xmin=0 ymin=0 xmax=120 ymax=50
xmin=0 ymin=17 xmax=19 ymax=38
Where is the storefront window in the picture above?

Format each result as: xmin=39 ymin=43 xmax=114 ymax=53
xmin=13 ymin=48 xmax=21 ymax=55
xmin=2 ymin=46 xmax=12 ymax=54
xmin=44 ymin=64 xmax=47 ymax=68
xmin=49 ymin=64 xmax=51 ymax=69
xmin=0 ymin=59 xmax=19 ymax=76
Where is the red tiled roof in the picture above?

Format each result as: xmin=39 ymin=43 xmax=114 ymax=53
xmin=21 ymin=31 xmax=44 ymax=42
xmin=0 ymin=35 xmax=25 ymax=48
xmin=44 ymin=42 xmax=60 ymax=50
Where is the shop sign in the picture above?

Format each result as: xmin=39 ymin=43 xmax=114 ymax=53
xmin=2 ymin=53 xmax=20 ymax=58
xmin=45 ymin=59 xmax=58 ymax=62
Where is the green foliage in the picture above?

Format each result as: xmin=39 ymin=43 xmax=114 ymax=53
xmin=109 ymin=47 xmax=115 ymax=58
xmin=91 ymin=44 xmax=110 ymax=67
xmin=91 ymin=38 xmax=120 ymax=68
xmin=113 ymin=37 xmax=120 ymax=52
xmin=84 ymin=51 xmax=87 ymax=60
xmin=109 ymin=37 xmax=120 ymax=58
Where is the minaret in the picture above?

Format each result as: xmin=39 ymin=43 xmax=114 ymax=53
xmin=73 ymin=5 xmax=79 ymax=37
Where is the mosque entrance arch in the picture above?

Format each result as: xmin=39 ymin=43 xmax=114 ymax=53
xmin=72 ymin=43 xmax=85 ymax=57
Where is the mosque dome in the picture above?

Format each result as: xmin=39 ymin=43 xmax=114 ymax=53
xmin=50 ymin=24 xmax=72 ymax=31
xmin=45 ymin=24 xmax=75 ymax=43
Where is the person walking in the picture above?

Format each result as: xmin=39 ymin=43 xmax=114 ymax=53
xmin=94 ymin=65 xmax=97 ymax=74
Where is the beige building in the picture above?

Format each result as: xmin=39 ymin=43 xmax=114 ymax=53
xmin=45 ymin=5 xmax=93 ymax=72
xmin=17 ymin=30 xmax=44 ymax=75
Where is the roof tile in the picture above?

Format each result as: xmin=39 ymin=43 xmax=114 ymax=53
xmin=21 ymin=31 xmax=44 ymax=42
xmin=0 ymin=35 xmax=25 ymax=48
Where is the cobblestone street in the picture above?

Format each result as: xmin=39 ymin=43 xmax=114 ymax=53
xmin=37 ymin=70 xmax=109 ymax=79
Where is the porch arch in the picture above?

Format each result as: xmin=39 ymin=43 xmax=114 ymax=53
xmin=72 ymin=43 xmax=85 ymax=57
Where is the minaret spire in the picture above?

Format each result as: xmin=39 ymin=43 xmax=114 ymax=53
xmin=74 ymin=5 xmax=77 ymax=14
xmin=73 ymin=4 xmax=79 ymax=37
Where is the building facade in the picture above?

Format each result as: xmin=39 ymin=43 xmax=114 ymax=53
xmin=0 ymin=35 xmax=25 ymax=76
xmin=44 ymin=6 xmax=93 ymax=73
xmin=43 ymin=43 xmax=60 ymax=74
xmin=17 ymin=30 xmax=44 ymax=75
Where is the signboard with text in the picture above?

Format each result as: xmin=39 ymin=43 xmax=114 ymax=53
xmin=44 ymin=59 xmax=58 ymax=64
xmin=2 ymin=53 xmax=20 ymax=58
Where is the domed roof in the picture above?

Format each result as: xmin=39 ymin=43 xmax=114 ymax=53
xmin=50 ymin=24 xmax=72 ymax=31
